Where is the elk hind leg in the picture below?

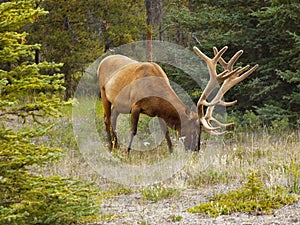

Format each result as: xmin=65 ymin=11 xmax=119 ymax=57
xmin=101 ymin=90 xmax=113 ymax=151
xmin=196 ymin=125 xmax=202 ymax=152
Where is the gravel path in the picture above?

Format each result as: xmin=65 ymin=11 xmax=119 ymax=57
xmin=99 ymin=186 xmax=300 ymax=225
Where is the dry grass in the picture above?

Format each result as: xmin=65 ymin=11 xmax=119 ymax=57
xmin=186 ymin=130 xmax=300 ymax=191
xmin=40 ymin=99 xmax=300 ymax=194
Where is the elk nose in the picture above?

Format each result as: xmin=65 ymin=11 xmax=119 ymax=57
xmin=185 ymin=138 xmax=199 ymax=152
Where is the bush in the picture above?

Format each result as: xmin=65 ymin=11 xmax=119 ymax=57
xmin=188 ymin=171 xmax=298 ymax=217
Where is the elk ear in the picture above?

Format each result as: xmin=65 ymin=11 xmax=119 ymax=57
xmin=189 ymin=111 xmax=198 ymax=120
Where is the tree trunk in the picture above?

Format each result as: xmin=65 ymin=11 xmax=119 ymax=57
xmin=146 ymin=26 xmax=152 ymax=61
xmin=144 ymin=0 xmax=162 ymax=61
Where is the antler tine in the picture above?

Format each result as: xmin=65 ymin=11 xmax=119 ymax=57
xmin=217 ymin=64 xmax=258 ymax=99
xmin=194 ymin=46 xmax=228 ymax=65
xmin=213 ymin=47 xmax=244 ymax=71
xmin=227 ymin=50 xmax=244 ymax=70
xmin=213 ymin=47 xmax=227 ymax=68
xmin=212 ymin=46 xmax=229 ymax=63
xmin=232 ymin=64 xmax=259 ymax=85
xmin=210 ymin=117 xmax=235 ymax=128
xmin=217 ymin=66 xmax=243 ymax=83
xmin=205 ymin=105 xmax=235 ymax=128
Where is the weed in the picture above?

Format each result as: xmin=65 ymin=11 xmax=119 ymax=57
xmin=286 ymin=158 xmax=300 ymax=193
xmin=188 ymin=169 xmax=232 ymax=187
xmin=138 ymin=221 xmax=150 ymax=225
xmin=102 ymin=183 xmax=133 ymax=198
xmin=170 ymin=214 xmax=183 ymax=222
xmin=99 ymin=213 xmax=120 ymax=223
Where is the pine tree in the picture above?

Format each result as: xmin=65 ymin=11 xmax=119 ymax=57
xmin=0 ymin=1 xmax=97 ymax=224
xmin=252 ymin=0 xmax=300 ymax=124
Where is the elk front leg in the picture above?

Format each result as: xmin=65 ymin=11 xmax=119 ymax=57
xmin=158 ymin=118 xmax=173 ymax=153
xmin=111 ymin=107 xmax=119 ymax=149
xmin=128 ymin=105 xmax=141 ymax=155
xmin=101 ymin=89 xmax=113 ymax=151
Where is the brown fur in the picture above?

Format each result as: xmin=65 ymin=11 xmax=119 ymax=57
xmin=98 ymin=54 xmax=199 ymax=153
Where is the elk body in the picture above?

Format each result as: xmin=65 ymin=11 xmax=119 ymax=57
xmin=97 ymin=46 xmax=258 ymax=154
xmin=98 ymin=54 xmax=199 ymax=153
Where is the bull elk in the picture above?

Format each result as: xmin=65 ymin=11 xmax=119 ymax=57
xmin=97 ymin=46 xmax=258 ymax=154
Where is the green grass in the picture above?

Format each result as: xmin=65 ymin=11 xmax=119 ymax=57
xmin=170 ymin=214 xmax=183 ymax=222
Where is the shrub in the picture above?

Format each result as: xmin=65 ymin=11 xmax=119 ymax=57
xmin=141 ymin=184 xmax=180 ymax=202
xmin=188 ymin=171 xmax=299 ymax=217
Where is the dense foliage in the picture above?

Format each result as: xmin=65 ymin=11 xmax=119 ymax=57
xmin=0 ymin=1 xmax=98 ymax=224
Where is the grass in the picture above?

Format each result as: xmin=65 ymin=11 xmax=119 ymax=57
xmin=170 ymin=214 xmax=183 ymax=222
xmin=35 ymin=98 xmax=300 ymax=220
xmin=141 ymin=184 xmax=181 ymax=202
xmin=186 ymin=130 xmax=300 ymax=190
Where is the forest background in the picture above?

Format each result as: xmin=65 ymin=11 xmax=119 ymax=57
xmin=27 ymin=0 xmax=300 ymax=126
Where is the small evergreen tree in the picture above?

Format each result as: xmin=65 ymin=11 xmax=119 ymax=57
xmin=0 ymin=1 xmax=98 ymax=224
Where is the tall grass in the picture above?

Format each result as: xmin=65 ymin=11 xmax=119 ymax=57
xmin=41 ymin=99 xmax=300 ymax=194
xmin=187 ymin=130 xmax=300 ymax=192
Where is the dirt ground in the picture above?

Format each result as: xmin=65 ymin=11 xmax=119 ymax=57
xmin=98 ymin=186 xmax=300 ymax=225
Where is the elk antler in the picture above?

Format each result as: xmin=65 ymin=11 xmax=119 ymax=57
xmin=194 ymin=46 xmax=258 ymax=134
xmin=205 ymin=47 xmax=259 ymax=129
xmin=193 ymin=46 xmax=234 ymax=134
xmin=193 ymin=46 xmax=228 ymax=133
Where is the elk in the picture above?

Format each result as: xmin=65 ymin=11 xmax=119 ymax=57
xmin=97 ymin=46 xmax=258 ymax=154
